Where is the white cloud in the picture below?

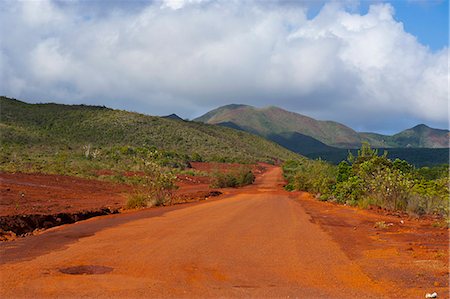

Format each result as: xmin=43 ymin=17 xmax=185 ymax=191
xmin=0 ymin=0 xmax=447 ymax=132
xmin=161 ymin=0 xmax=211 ymax=10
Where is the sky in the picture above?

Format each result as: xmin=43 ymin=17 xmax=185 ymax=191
xmin=0 ymin=0 xmax=448 ymax=134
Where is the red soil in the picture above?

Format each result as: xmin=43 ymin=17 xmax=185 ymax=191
xmin=0 ymin=166 xmax=447 ymax=298
xmin=0 ymin=173 xmax=131 ymax=216
xmin=294 ymin=192 xmax=449 ymax=297
xmin=0 ymin=162 xmax=269 ymax=217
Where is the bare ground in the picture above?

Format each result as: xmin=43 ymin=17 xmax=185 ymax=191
xmin=0 ymin=166 xmax=448 ymax=298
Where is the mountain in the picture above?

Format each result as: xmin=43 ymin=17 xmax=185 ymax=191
xmin=360 ymin=124 xmax=449 ymax=148
xmin=195 ymin=104 xmax=449 ymax=151
xmin=162 ymin=113 xmax=184 ymax=121
xmin=195 ymin=104 xmax=362 ymax=148
xmin=0 ymin=97 xmax=299 ymax=163
xmin=266 ymin=132 xmax=337 ymax=155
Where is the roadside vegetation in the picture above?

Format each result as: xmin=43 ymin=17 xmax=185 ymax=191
xmin=283 ymin=143 xmax=449 ymax=217
xmin=126 ymin=160 xmax=178 ymax=209
xmin=0 ymin=143 xmax=194 ymax=182
xmin=210 ymin=166 xmax=255 ymax=188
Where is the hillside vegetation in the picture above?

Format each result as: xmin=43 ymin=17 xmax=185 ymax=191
xmin=0 ymin=97 xmax=299 ymax=176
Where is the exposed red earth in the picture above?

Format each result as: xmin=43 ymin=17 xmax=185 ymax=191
xmin=0 ymin=172 xmax=131 ymax=216
xmin=0 ymin=165 xmax=448 ymax=298
xmin=0 ymin=162 xmax=266 ymax=216
xmin=0 ymin=162 xmax=263 ymax=237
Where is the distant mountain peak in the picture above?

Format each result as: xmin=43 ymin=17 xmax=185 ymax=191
xmin=220 ymin=104 xmax=252 ymax=110
xmin=411 ymin=124 xmax=430 ymax=130
xmin=162 ymin=113 xmax=183 ymax=121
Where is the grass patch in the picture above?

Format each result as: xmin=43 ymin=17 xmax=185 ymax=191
xmin=126 ymin=193 xmax=148 ymax=209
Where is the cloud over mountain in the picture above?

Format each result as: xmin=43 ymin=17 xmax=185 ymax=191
xmin=0 ymin=0 xmax=447 ymax=133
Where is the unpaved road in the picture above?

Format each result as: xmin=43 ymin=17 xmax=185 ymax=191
xmin=0 ymin=167 xmax=446 ymax=298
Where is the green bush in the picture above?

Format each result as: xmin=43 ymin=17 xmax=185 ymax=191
xmin=286 ymin=159 xmax=336 ymax=198
xmin=366 ymin=168 xmax=413 ymax=211
xmin=124 ymin=160 xmax=178 ymax=209
xmin=334 ymin=176 xmax=364 ymax=204
xmin=410 ymin=178 xmax=449 ymax=215
xmin=210 ymin=167 xmax=255 ymax=188
xmin=141 ymin=160 xmax=178 ymax=206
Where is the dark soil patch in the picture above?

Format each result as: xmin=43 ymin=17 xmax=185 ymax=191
xmin=59 ymin=265 xmax=113 ymax=275
xmin=176 ymin=190 xmax=222 ymax=203
xmin=0 ymin=208 xmax=119 ymax=238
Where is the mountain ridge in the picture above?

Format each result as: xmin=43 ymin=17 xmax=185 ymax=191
xmin=194 ymin=104 xmax=449 ymax=150
xmin=195 ymin=104 xmax=362 ymax=147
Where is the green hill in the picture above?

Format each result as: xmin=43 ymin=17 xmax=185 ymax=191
xmin=195 ymin=104 xmax=361 ymax=148
xmin=195 ymin=104 xmax=449 ymax=150
xmin=0 ymin=97 xmax=299 ymax=165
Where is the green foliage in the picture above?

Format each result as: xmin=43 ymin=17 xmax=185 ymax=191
xmin=336 ymin=161 xmax=351 ymax=183
xmin=283 ymin=143 xmax=449 ymax=217
xmin=416 ymin=164 xmax=449 ymax=181
xmin=282 ymin=159 xmax=336 ymax=197
xmin=410 ymin=178 xmax=449 ymax=215
xmin=140 ymin=160 xmax=178 ymax=206
xmin=126 ymin=160 xmax=178 ymax=209
xmin=392 ymin=158 xmax=414 ymax=174
xmin=191 ymin=152 xmax=203 ymax=162
xmin=334 ymin=176 xmax=364 ymax=204
xmin=210 ymin=167 xmax=255 ymax=188
xmin=366 ymin=168 xmax=413 ymax=211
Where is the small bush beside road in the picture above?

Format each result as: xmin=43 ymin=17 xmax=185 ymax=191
xmin=210 ymin=166 xmax=255 ymax=188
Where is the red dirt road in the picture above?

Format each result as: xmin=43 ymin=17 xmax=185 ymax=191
xmin=0 ymin=167 xmax=447 ymax=298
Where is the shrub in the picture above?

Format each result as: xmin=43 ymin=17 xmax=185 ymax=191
xmin=126 ymin=193 xmax=148 ymax=209
xmin=336 ymin=161 xmax=352 ymax=183
xmin=366 ymin=168 xmax=413 ymax=211
xmin=411 ymin=178 xmax=449 ymax=216
xmin=125 ymin=160 xmax=178 ymax=209
xmin=210 ymin=167 xmax=255 ymax=188
xmin=211 ymin=173 xmax=238 ymax=188
xmin=238 ymin=169 xmax=256 ymax=186
xmin=289 ymin=159 xmax=336 ymax=197
xmin=333 ymin=176 xmax=364 ymax=204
